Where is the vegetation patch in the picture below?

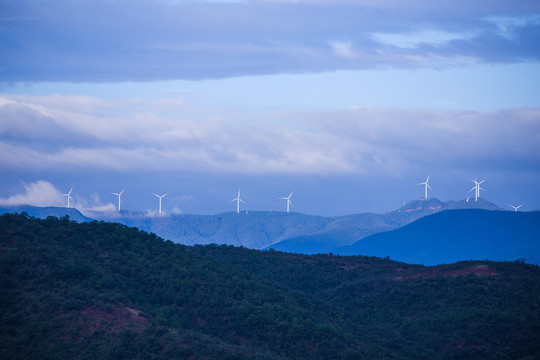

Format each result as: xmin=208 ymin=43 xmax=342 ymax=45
xmin=1 ymin=213 xmax=539 ymax=359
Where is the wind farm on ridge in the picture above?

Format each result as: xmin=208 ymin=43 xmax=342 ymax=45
xmin=52 ymin=174 xmax=525 ymax=215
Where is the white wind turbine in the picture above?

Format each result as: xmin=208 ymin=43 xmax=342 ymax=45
xmin=469 ymin=180 xmax=478 ymax=201
xmin=417 ymin=175 xmax=431 ymax=199
xmin=152 ymin=192 xmax=168 ymax=214
xmin=231 ymin=188 xmax=245 ymax=213
xmin=279 ymin=191 xmax=294 ymax=213
xmin=112 ymin=188 xmax=125 ymax=211
xmin=508 ymin=203 xmax=524 ymax=212
xmin=469 ymin=178 xmax=486 ymax=202
xmin=63 ymin=186 xmax=74 ymax=208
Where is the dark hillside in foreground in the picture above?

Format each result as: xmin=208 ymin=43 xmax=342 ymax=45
xmin=339 ymin=209 xmax=540 ymax=265
xmin=1 ymin=213 xmax=540 ymax=359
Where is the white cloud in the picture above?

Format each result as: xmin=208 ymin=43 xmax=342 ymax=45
xmin=0 ymin=180 xmax=64 ymax=207
xmin=330 ymin=42 xmax=356 ymax=58
xmin=371 ymin=30 xmax=475 ymax=49
xmin=0 ymin=179 xmax=122 ymax=216
xmin=1 ymin=94 xmax=539 ymax=177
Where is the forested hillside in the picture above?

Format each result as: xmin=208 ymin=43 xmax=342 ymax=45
xmin=1 ymin=213 xmax=540 ymax=359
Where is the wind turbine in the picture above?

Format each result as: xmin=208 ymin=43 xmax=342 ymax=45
xmin=112 ymin=188 xmax=125 ymax=211
xmin=279 ymin=191 xmax=294 ymax=213
xmin=152 ymin=192 xmax=168 ymax=214
xmin=477 ymin=179 xmax=486 ymax=199
xmin=469 ymin=179 xmax=478 ymax=201
xmin=417 ymin=175 xmax=431 ymax=199
xmin=469 ymin=178 xmax=486 ymax=202
xmin=508 ymin=204 xmax=524 ymax=212
xmin=63 ymin=186 xmax=74 ymax=208
xmin=230 ymin=188 xmax=245 ymax=213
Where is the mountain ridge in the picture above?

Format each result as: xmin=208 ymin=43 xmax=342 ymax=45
xmin=338 ymin=209 xmax=540 ymax=265
xmin=0 ymin=198 xmax=504 ymax=252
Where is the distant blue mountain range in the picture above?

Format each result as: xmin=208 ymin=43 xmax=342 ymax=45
xmin=262 ymin=198 xmax=503 ymax=253
xmin=3 ymin=198 xmax=538 ymax=265
xmin=338 ymin=209 xmax=540 ymax=265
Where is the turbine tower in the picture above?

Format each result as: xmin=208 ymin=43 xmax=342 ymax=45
xmin=279 ymin=191 xmax=294 ymax=213
xmin=231 ymin=188 xmax=245 ymax=213
xmin=469 ymin=178 xmax=486 ymax=202
xmin=508 ymin=204 xmax=524 ymax=212
xmin=63 ymin=186 xmax=74 ymax=208
xmin=417 ymin=175 xmax=431 ymax=199
xmin=153 ymin=192 xmax=168 ymax=214
xmin=112 ymin=188 xmax=125 ymax=211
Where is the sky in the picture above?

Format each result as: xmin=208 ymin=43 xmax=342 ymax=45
xmin=1 ymin=0 xmax=539 ymax=216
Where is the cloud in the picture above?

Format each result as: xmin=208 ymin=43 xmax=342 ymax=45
xmin=1 ymin=0 xmax=539 ymax=82
xmin=1 ymin=94 xmax=539 ymax=177
xmin=0 ymin=180 xmax=64 ymax=206
xmin=0 ymin=179 xmax=121 ymax=216
xmin=0 ymin=94 xmax=356 ymax=174
xmin=330 ymin=42 xmax=356 ymax=58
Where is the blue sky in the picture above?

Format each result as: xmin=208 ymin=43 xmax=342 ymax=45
xmin=1 ymin=0 xmax=539 ymax=216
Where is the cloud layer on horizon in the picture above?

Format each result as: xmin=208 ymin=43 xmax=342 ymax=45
xmin=1 ymin=0 xmax=539 ymax=82
xmin=1 ymin=94 xmax=539 ymax=178
xmin=0 ymin=180 xmax=121 ymax=216
xmin=0 ymin=180 xmax=65 ymax=207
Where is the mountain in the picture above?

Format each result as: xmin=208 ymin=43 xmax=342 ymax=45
xmin=266 ymin=198 xmax=504 ymax=254
xmin=339 ymin=209 xmax=540 ymax=265
xmin=0 ymin=205 xmax=92 ymax=223
xmin=96 ymin=210 xmax=333 ymax=249
xmin=2 ymin=213 xmax=540 ymax=359
xmin=95 ymin=198 xmax=505 ymax=252
xmin=0 ymin=198 xmax=504 ymax=253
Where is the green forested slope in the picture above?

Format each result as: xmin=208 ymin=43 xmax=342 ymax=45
xmin=1 ymin=213 xmax=539 ymax=359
